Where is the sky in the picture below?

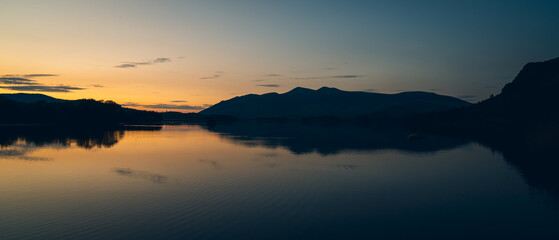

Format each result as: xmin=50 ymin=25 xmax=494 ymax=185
xmin=1 ymin=0 xmax=558 ymax=112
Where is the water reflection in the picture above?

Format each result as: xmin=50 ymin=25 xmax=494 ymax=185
xmin=1 ymin=123 xmax=558 ymax=239
xmin=483 ymin=139 xmax=559 ymax=199
xmin=3 ymin=123 xmax=556 ymax=199
xmin=199 ymin=159 xmax=222 ymax=169
xmin=0 ymin=125 xmax=161 ymax=160
xmin=0 ymin=143 xmax=50 ymax=161
xmin=205 ymin=122 xmax=559 ymax=200
xmin=113 ymin=167 xmax=168 ymax=184
xmin=205 ymin=122 xmax=469 ymax=155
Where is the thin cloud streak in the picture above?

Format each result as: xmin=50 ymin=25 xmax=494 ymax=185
xmin=23 ymin=74 xmax=59 ymax=78
xmin=2 ymin=74 xmax=59 ymax=78
xmin=256 ymin=84 xmax=280 ymax=87
xmin=125 ymin=61 xmax=151 ymax=65
xmin=0 ymin=75 xmax=85 ymax=93
xmin=294 ymin=75 xmax=363 ymax=80
xmin=122 ymin=102 xmax=209 ymax=110
xmin=200 ymin=71 xmax=224 ymax=79
xmin=200 ymin=75 xmax=221 ymax=79
xmin=153 ymin=58 xmax=171 ymax=63
xmin=115 ymin=64 xmax=137 ymax=68
xmin=0 ymin=85 xmax=85 ymax=92
xmin=114 ymin=57 xmax=172 ymax=68
xmin=0 ymin=77 xmax=36 ymax=85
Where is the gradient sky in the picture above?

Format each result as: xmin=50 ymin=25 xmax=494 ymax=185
xmin=1 ymin=0 xmax=558 ymax=112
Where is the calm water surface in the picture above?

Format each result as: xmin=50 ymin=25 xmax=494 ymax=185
xmin=1 ymin=124 xmax=558 ymax=239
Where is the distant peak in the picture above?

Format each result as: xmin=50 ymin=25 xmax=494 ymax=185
xmin=285 ymin=86 xmax=342 ymax=94
xmin=285 ymin=87 xmax=314 ymax=94
xmin=317 ymin=86 xmax=340 ymax=92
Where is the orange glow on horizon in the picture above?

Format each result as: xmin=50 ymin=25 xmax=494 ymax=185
xmin=125 ymin=106 xmax=203 ymax=114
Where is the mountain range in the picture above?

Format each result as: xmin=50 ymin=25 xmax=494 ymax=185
xmin=2 ymin=57 xmax=557 ymax=128
xmin=200 ymin=87 xmax=471 ymax=119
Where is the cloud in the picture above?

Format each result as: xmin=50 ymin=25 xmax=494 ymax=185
xmin=0 ymin=85 xmax=85 ymax=92
xmin=332 ymin=75 xmax=362 ymax=79
xmin=294 ymin=75 xmax=363 ymax=80
xmin=0 ymin=75 xmax=85 ymax=93
xmin=122 ymin=102 xmax=208 ymax=110
xmin=2 ymin=74 xmax=58 ymax=78
xmin=256 ymin=84 xmax=280 ymax=88
xmin=253 ymin=79 xmax=265 ymax=82
xmin=114 ymin=57 xmax=172 ymax=68
xmin=126 ymin=61 xmax=151 ymax=65
xmin=170 ymin=100 xmax=187 ymax=103
xmin=201 ymin=71 xmax=224 ymax=79
xmin=201 ymin=75 xmax=220 ymax=79
xmin=267 ymin=74 xmax=281 ymax=77
xmin=363 ymin=88 xmax=377 ymax=92
xmin=21 ymin=74 xmax=58 ymax=78
xmin=153 ymin=58 xmax=171 ymax=63
xmin=115 ymin=64 xmax=137 ymax=68
xmin=121 ymin=102 xmax=140 ymax=107
xmin=0 ymin=77 xmax=36 ymax=85
xmin=90 ymin=84 xmax=104 ymax=88
xmin=145 ymin=104 xmax=203 ymax=110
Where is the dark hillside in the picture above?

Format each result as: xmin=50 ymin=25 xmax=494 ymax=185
xmin=201 ymin=87 xmax=470 ymax=119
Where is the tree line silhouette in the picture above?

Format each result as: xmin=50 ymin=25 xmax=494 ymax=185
xmin=0 ymin=97 xmax=161 ymax=125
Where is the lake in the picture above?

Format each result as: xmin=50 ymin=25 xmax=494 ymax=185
xmin=1 ymin=124 xmax=558 ymax=240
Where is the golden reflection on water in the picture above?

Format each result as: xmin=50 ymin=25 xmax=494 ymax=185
xmin=0 ymin=124 xmax=512 ymax=196
xmin=0 ymin=125 xmax=290 ymax=196
xmin=2 ymin=125 xmax=559 ymax=239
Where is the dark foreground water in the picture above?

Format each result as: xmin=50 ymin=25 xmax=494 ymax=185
xmin=1 ymin=124 xmax=558 ymax=240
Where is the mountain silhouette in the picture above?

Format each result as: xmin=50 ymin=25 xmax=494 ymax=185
xmin=410 ymin=57 xmax=559 ymax=131
xmin=201 ymin=86 xmax=470 ymax=119
xmin=0 ymin=93 xmax=65 ymax=103
xmin=470 ymin=57 xmax=559 ymax=122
